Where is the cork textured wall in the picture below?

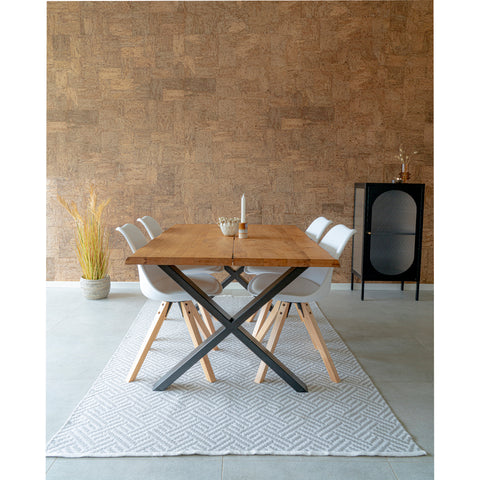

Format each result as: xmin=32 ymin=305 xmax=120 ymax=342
xmin=47 ymin=1 xmax=433 ymax=283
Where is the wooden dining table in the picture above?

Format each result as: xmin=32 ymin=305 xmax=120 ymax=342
xmin=126 ymin=224 xmax=340 ymax=392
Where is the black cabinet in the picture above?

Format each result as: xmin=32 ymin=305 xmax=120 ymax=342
xmin=351 ymin=183 xmax=425 ymax=300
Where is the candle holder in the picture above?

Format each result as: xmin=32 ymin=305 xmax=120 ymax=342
xmin=238 ymin=222 xmax=248 ymax=239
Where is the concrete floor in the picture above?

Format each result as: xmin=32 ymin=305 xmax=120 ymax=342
xmin=46 ymin=283 xmax=433 ymax=479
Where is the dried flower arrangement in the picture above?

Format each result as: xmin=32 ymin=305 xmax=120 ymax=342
xmin=395 ymin=145 xmax=418 ymax=182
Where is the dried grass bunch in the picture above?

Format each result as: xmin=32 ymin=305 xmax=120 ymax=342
xmin=395 ymin=144 xmax=418 ymax=168
xmin=58 ymin=186 xmax=111 ymax=280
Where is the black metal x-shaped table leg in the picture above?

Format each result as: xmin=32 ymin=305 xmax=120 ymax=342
xmin=153 ymin=265 xmax=309 ymax=392
xmin=221 ymin=265 xmax=249 ymax=289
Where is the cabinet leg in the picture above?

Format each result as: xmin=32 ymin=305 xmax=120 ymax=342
xmin=416 ymin=280 xmax=420 ymax=301
xmin=401 ymin=280 xmax=404 ymax=291
xmin=350 ymin=273 xmax=354 ymax=290
xmin=361 ymin=280 xmax=365 ymax=301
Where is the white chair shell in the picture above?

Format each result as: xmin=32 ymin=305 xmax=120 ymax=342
xmin=116 ymin=224 xmax=222 ymax=302
xmin=136 ymin=216 xmax=162 ymax=239
xmin=305 ymin=216 xmax=333 ymax=243
xmin=247 ymin=224 xmax=356 ymax=303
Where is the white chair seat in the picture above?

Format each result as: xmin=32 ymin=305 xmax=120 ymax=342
xmin=181 ymin=265 xmax=223 ymax=274
xmin=247 ymin=273 xmax=320 ymax=298
xmin=244 ymin=266 xmax=288 ymax=275
xmin=139 ymin=266 xmax=223 ymax=302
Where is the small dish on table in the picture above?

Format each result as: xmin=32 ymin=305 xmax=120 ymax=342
xmin=217 ymin=217 xmax=240 ymax=236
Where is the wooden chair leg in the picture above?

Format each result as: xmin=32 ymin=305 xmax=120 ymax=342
xmin=255 ymin=302 xmax=290 ymax=383
xmin=193 ymin=304 xmax=219 ymax=351
xmin=126 ymin=301 xmax=170 ymax=382
xmin=252 ymin=299 xmax=273 ymax=337
xmin=198 ymin=304 xmax=221 ymax=331
xmin=294 ymin=303 xmax=306 ymax=323
xmin=197 ymin=304 xmax=215 ymax=333
xmin=301 ymin=303 xmax=340 ymax=383
xmin=295 ymin=303 xmax=320 ymax=351
xmin=180 ymin=302 xmax=216 ymax=383
xmin=246 ymin=312 xmax=257 ymax=322
xmin=254 ymin=301 xmax=281 ymax=342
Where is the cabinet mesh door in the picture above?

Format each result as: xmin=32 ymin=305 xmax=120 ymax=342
xmin=369 ymin=190 xmax=416 ymax=275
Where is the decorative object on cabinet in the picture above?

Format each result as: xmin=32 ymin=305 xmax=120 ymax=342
xmin=351 ymin=183 xmax=425 ymax=300
xmin=394 ymin=145 xmax=418 ymax=183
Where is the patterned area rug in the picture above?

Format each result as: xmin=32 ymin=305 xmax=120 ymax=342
xmin=46 ymin=295 xmax=425 ymax=457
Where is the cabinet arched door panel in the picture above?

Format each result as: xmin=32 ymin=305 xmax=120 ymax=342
xmin=370 ymin=235 xmax=415 ymax=275
xmin=369 ymin=190 xmax=417 ymax=275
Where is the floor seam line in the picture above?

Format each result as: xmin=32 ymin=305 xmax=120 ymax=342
xmin=386 ymin=458 xmax=401 ymax=480
xmin=46 ymin=457 xmax=58 ymax=475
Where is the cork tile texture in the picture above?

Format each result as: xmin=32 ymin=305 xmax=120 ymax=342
xmin=47 ymin=1 xmax=433 ymax=283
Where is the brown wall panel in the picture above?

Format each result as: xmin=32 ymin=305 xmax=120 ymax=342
xmin=47 ymin=1 xmax=433 ymax=283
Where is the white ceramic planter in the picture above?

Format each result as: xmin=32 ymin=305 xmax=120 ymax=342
xmin=80 ymin=275 xmax=111 ymax=300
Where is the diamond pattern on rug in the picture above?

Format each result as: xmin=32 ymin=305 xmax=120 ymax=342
xmin=46 ymin=296 xmax=426 ymax=457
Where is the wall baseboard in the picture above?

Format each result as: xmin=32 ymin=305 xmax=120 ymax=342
xmin=46 ymin=281 xmax=433 ymax=291
xmin=46 ymin=281 xmax=140 ymax=288
xmin=223 ymin=282 xmax=434 ymax=292
xmin=336 ymin=283 xmax=433 ymax=291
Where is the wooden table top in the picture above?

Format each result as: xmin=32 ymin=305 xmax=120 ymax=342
xmin=233 ymin=224 xmax=340 ymax=267
xmin=126 ymin=224 xmax=233 ymax=266
xmin=126 ymin=224 xmax=340 ymax=268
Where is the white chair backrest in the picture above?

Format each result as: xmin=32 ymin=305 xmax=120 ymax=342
xmin=116 ymin=223 xmax=147 ymax=253
xmin=116 ymin=223 xmax=169 ymax=293
xmin=137 ymin=216 xmax=162 ymax=239
xmin=319 ymin=224 xmax=356 ymax=260
xmin=305 ymin=217 xmax=333 ymax=243
xmin=301 ymin=224 xmax=356 ymax=286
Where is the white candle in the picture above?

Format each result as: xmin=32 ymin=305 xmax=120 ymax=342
xmin=241 ymin=194 xmax=246 ymax=223
xmin=401 ymin=163 xmax=405 ymax=173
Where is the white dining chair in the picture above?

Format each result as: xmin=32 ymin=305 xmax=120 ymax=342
xmin=246 ymin=224 xmax=356 ymax=384
xmin=136 ymin=215 xmax=223 ymax=275
xmin=136 ymin=215 xmax=162 ymax=239
xmin=305 ymin=216 xmax=334 ymax=243
xmin=243 ymin=216 xmax=333 ymax=276
xmin=242 ymin=216 xmax=333 ymax=324
xmin=117 ymin=223 xmax=223 ymax=383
